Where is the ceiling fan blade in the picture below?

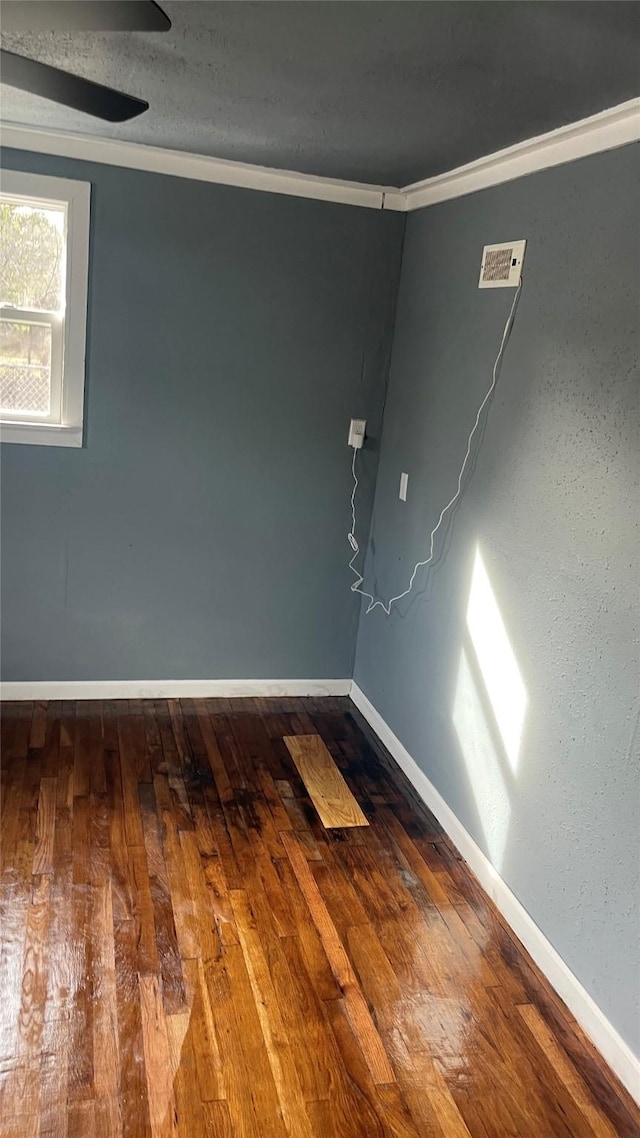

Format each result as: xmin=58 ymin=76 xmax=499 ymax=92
xmin=0 ymin=1 xmax=171 ymax=33
xmin=0 ymin=50 xmax=149 ymax=121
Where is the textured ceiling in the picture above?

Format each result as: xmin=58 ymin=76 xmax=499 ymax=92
xmin=1 ymin=1 xmax=639 ymax=187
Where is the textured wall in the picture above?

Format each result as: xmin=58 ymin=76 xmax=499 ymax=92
xmin=0 ymin=148 xmax=404 ymax=681
xmin=353 ymin=144 xmax=640 ymax=1052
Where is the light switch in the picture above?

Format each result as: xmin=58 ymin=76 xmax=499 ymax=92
xmin=399 ymin=472 xmax=408 ymax=501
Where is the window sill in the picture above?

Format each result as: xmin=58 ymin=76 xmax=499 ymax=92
xmin=0 ymin=421 xmax=83 ymax=448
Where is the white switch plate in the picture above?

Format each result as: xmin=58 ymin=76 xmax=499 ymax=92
xmin=399 ymin=472 xmax=408 ymax=501
xmin=348 ymin=418 xmax=366 ymax=448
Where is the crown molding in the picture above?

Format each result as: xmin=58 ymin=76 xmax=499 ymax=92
xmin=403 ymin=97 xmax=640 ymax=211
xmin=1 ymin=97 xmax=638 ymax=214
xmin=0 ymin=121 xmax=407 ymax=211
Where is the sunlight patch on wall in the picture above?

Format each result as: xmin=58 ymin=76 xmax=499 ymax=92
xmin=453 ymin=645 xmax=512 ymax=870
xmin=466 ymin=546 xmax=528 ymax=773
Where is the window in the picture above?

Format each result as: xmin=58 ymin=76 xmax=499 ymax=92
xmin=0 ymin=170 xmax=90 ymax=447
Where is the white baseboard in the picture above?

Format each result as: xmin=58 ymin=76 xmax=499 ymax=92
xmin=350 ymin=682 xmax=640 ymax=1104
xmin=0 ymin=678 xmax=352 ymax=701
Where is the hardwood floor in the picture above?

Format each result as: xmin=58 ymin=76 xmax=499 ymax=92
xmin=0 ymin=696 xmax=637 ymax=1137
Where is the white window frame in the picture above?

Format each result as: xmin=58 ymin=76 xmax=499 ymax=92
xmin=0 ymin=170 xmax=90 ymax=448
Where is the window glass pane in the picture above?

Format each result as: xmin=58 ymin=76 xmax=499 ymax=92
xmin=0 ymin=198 xmax=65 ymax=311
xmin=0 ymin=320 xmax=52 ymax=415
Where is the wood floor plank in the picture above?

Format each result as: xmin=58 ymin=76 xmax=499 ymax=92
xmin=67 ymin=881 xmax=94 ymax=1107
xmin=203 ymin=1100 xmax=234 ymax=1137
xmin=169 ymin=1029 xmax=209 ymax=1138
xmin=518 ymin=1004 xmax=621 ymax=1138
xmin=104 ymin=749 xmax=133 ymax=924
xmin=181 ymin=957 xmax=225 ymax=1104
xmin=39 ymin=1014 xmax=70 ymax=1138
xmin=200 ymin=955 xmax=260 ymax=1138
xmin=139 ymin=973 xmax=176 ymax=1138
xmin=281 ymin=830 xmax=395 ymax=1086
xmin=29 ymin=701 xmax=49 ymax=754
xmin=208 ymin=943 xmax=289 ymax=1138
xmin=18 ymin=874 xmax=52 ymax=1065
xmin=344 ymin=923 xmax=469 ymax=1136
xmin=0 ymin=845 xmax=32 ymax=1059
xmin=178 ymin=830 xmax=222 ymax=964
xmin=165 ymin=1010 xmax=190 ymax=1083
xmin=403 ymin=1053 xmax=474 ymax=1138
xmin=283 ymin=734 xmax=369 ymax=829
xmin=91 ymin=881 xmax=122 ymax=1135
xmin=320 ymin=997 xmax=393 ymax=1138
xmin=67 ymin=1100 xmax=96 ymax=1138
xmin=113 ymin=918 xmax=152 ymax=1138
xmin=269 ymin=929 xmax=339 ymax=1103
xmin=273 ymin=858 xmax=341 ymax=1002
xmin=32 ymin=778 xmax=57 ymax=876
xmin=129 ymin=845 xmax=160 ymax=975
xmin=230 ymin=889 xmax=315 ymax=1138
xmin=0 ymin=698 xmax=637 ymax=1138
xmin=117 ymin=717 xmax=146 ymax=848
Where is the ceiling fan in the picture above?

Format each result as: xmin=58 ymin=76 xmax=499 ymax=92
xmin=0 ymin=0 xmax=171 ymax=122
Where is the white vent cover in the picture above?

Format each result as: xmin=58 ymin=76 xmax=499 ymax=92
xmin=479 ymin=240 xmax=526 ymax=288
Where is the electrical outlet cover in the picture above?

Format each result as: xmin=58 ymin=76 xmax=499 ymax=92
xmin=348 ymin=419 xmax=366 ymax=448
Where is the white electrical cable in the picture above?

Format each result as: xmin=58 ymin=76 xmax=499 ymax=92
xmin=348 ymin=280 xmax=523 ymax=616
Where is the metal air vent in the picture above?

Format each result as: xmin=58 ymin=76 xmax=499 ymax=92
xmin=479 ymin=240 xmax=526 ymax=288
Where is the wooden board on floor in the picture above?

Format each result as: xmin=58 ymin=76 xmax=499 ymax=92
xmin=283 ymin=734 xmax=369 ymax=829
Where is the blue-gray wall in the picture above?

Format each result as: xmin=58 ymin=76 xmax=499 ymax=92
xmin=0 ymin=149 xmax=404 ymax=681
xmin=354 ymin=143 xmax=640 ymax=1053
